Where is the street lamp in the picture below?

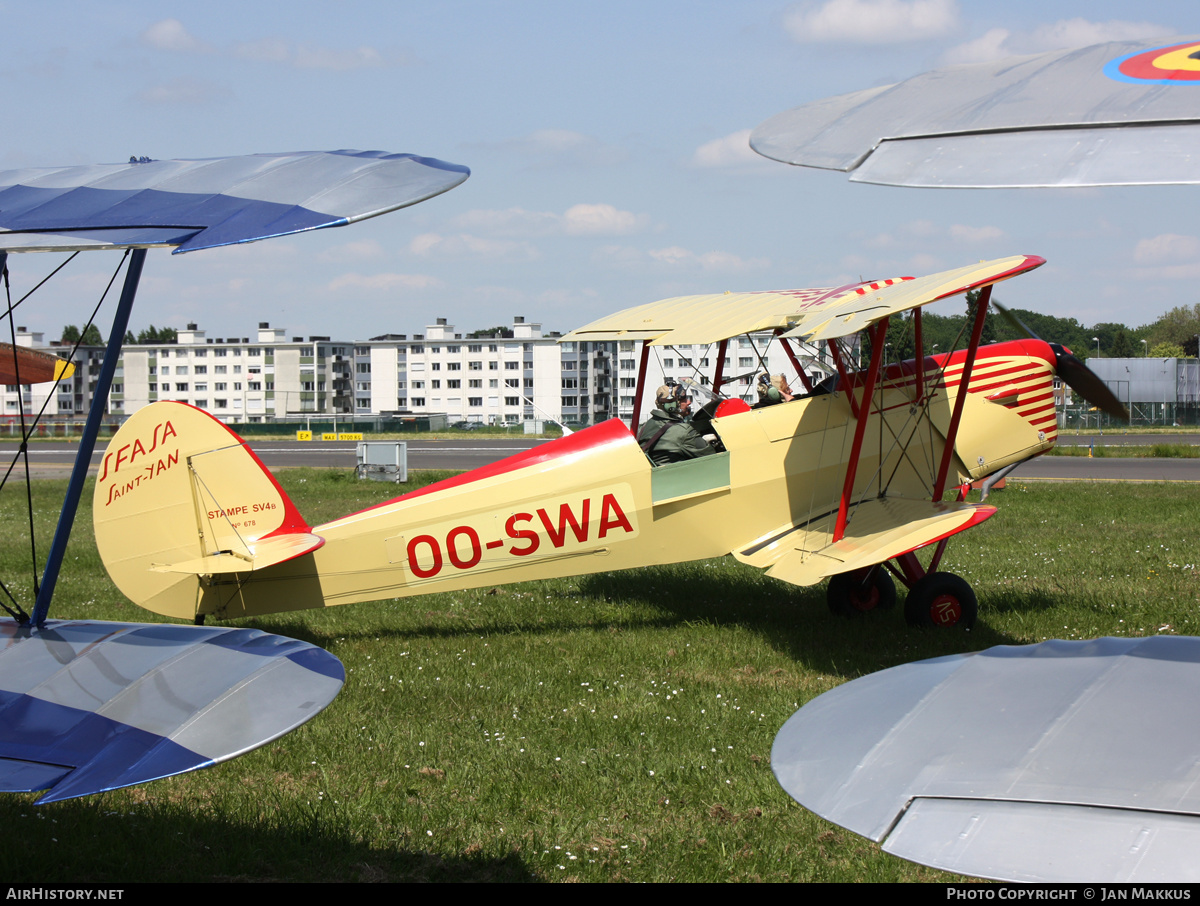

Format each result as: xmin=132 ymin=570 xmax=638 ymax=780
xmin=1093 ymin=337 xmax=1100 ymax=358
xmin=1142 ymin=339 xmax=1148 ymax=356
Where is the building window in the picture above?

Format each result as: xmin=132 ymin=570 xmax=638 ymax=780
xmin=447 ymin=363 xmax=461 ymax=371
xmin=505 ymin=396 xmax=520 ymax=406
xmin=468 ymin=397 xmax=482 ymax=407
xmin=505 ymin=361 xmax=519 ymax=370
xmin=411 ymin=397 xmax=425 ymax=406
xmin=468 ymin=361 xmax=482 ymax=370
xmin=469 ymin=379 xmax=482 ymax=388
xmin=215 ymin=399 xmax=227 ymax=408
xmin=447 ymin=379 xmax=461 ymax=389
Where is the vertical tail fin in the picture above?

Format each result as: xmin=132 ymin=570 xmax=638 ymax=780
xmin=94 ymin=402 xmax=322 ymax=619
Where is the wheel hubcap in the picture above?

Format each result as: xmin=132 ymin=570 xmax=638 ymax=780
xmin=930 ymin=594 xmax=961 ymax=626
xmin=851 ymin=586 xmax=879 ymax=611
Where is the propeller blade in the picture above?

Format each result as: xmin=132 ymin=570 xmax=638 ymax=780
xmin=993 ymin=302 xmax=1129 ymax=420
xmin=1052 ymin=345 xmax=1130 ymax=420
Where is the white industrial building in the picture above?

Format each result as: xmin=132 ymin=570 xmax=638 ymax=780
xmin=1088 ymin=357 xmax=1200 ymax=426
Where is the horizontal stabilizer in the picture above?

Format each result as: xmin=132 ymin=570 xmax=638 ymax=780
xmin=0 ymin=619 xmax=343 ymax=804
xmin=152 ymin=531 xmax=324 ymax=575
xmin=744 ymin=497 xmax=995 ymax=587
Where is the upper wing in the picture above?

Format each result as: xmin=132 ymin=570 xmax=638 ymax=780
xmin=0 ymin=150 xmax=469 ymax=254
xmin=0 ymin=344 xmax=74 ymax=385
xmin=561 ymin=255 xmax=1043 ymax=346
xmin=751 ymin=35 xmax=1200 ymax=188
xmin=783 ymin=255 xmax=1043 ymax=342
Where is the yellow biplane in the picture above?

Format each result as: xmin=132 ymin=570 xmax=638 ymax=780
xmin=94 ymin=254 xmax=1124 ymax=629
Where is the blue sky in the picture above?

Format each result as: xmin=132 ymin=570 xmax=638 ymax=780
xmin=4 ymin=1 xmax=1198 ymax=341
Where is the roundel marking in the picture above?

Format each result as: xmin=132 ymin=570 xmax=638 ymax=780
xmin=1105 ymin=41 xmax=1200 ymax=84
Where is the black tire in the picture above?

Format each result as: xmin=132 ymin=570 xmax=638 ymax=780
xmin=904 ymin=572 xmax=977 ymax=629
xmin=827 ymin=569 xmax=896 ymax=617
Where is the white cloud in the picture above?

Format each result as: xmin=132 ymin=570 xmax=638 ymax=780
xmin=451 ymin=204 xmax=648 ymax=238
xmin=693 ymin=130 xmax=761 ymax=168
xmin=474 ymin=129 xmax=627 ymax=167
xmin=1133 ymin=234 xmax=1200 ymax=265
xmin=452 ymin=207 xmax=561 ymax=236
xmin=326 ymin=273 xmax=442 ymax=293
xmin=409 ymin=233 xmax=541 ymax=260
xmin=943 ymin=18 xmax=1170 ymax=64
xmin=562 ymin=203 xmax=647 ymax=236
xmin=142 ymin=19 xmax=404 ymax=70
xmin=318 ymin=240 xmax=386 ymax=263
xmin=863 ymin=219 xmax=938 ymax=248
xmin=949 ymin=224 xmax=1005 ymax=243
xmin=138 ymin=77 xmax=231 ymax=106
xmin=784 ymin=0 xmax=958 ymax=45
xmin=648 ymin=246 xmax=770 ymax=271
xmin=141 ymin=19 xmax=211 ymax=53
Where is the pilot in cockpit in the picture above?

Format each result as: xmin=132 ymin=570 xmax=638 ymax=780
xmin=753 ymin=373 xmax=794 ymax=407
xmin=637 ymin=383 xmax=718 ymax=465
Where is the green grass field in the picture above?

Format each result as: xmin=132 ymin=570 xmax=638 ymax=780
xmin=1 ymin=473 xmax=1197 ymax=882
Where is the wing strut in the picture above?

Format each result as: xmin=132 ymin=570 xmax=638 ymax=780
xmin=31 ymin=249 xmax=146 ymax=626
xmin=833 ymin=318 xmax=888 ymax=542
xmin=932 ymin=284 xmax=990 ymax=501
xmin=711 ymin=338 xmax=729 ymax=395
xmin=630 ymin=341 xmax=652 ymax=429
xmin=778 ymin=335 xmax=814 ymax=393
xmin=826 ymin=339 xmax=858 ymax=419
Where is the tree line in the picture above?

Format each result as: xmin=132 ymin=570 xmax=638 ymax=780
xmin=869 ymin=295 xmax=1199 ymax=363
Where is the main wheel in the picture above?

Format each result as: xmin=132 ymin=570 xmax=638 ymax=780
xmin=904 ymin=572 xmax=977 ymax=629
xmin=827 ymin=569 xmax=896 ymax=617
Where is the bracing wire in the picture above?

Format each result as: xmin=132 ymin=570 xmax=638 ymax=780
xmin=0 ymin=250 xmax=130 ymax=620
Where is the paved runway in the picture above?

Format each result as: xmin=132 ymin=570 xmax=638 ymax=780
xmin=0 ymin=437 xmax=549 ymax=478
xmin=1 ymin=436 xmax=1196 ymax=482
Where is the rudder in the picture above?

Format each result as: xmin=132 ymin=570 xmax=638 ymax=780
xmin=94 ymin=402 xmax=321 ymax=619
